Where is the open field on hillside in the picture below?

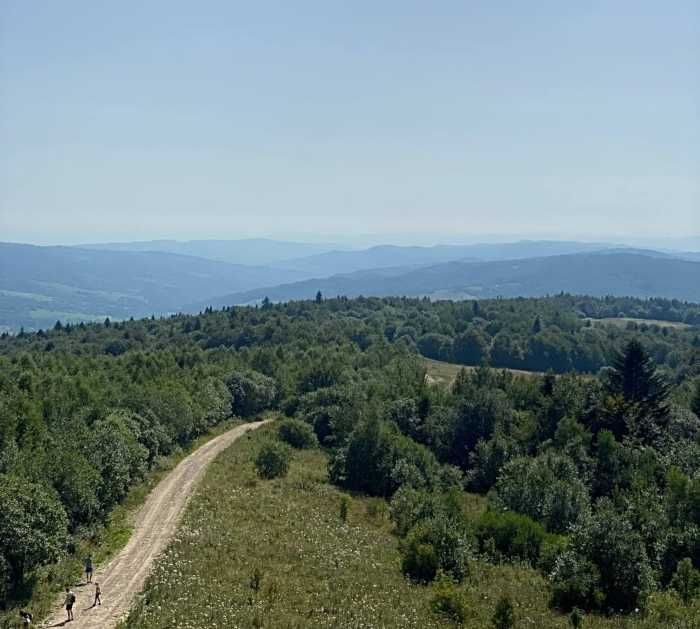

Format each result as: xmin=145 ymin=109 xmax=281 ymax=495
xmin=423 ymin=357 xmax=544 ymax=388
xmin=586 ymin=317 xmax=692 ymax=329
xmin=121 ymin=425 xmax=697 ymax=629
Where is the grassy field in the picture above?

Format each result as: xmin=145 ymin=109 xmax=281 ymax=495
xmin=0 ymin=419 xmax=244 ymax=629
xmin=586 ymin=317 xmax=692 ymax=330
xmin=424 ymin=357 xmax=543 ymax=388
xmin=121 ymin=424 xmax=698 ymax=629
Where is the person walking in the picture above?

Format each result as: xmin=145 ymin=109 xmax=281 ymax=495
xmin=64 ymin=587 xmax=76 ymax=622
xmin=19 ymin=610 xmax=32 ymax=627
xmin=84 ymin=555 xmax=93 ymax=583
xmin=93 ymin=582 xmax=102 ymax=607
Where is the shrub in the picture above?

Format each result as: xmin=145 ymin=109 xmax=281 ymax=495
xmin=568 ymin=608 xmax=584 ymax=628
xmin=88 ymin=411 xmax=149 ymax=513
xmin=492 ymin=595 xmax=516 ymax=629
xmin=333 ymin=419 xmax=440 ymax=497
xmin=551 ymin=500 xmax=655 ymax=612
xmin=401 ymin=516 xmax=470 ymax=583
xmin=475 ymin=510 xmax=547 ymax=564
xmin=491 ymin=453 xmax=590 ymax=533
xmin=227 ymin=371 xmax=277 ymax=418
xmin=645 ymin=591 xmax=687 ymax=626
xmin=538 ymin=534 xmax=569 ymax=575
xmin=402 ymin=540 xmax=439 ymax=583
xmin=277 ymin=419 xmax=318 ymax=449
xmin=390 ymin=486 xmax=464 ymax=537
xmin=0 ymin=474 xmax=68 ymax=587
xmin=390 ymin=487 xmax=439 ymax=537
xmin=467 ymin=433 xmax=520 ymax=493
xmin=430 ymin=574 xmax=466 ymax=624
xmin=671 ymin=557 xmax=700 ymax=605
xmin=255 ymin=441 xmax=291 ymax=479
xmin=339 ymin=496 xmax=349 ymax=522
xmin=365 ymin=497 xmax=388 ymax=522
xmin=550 ymin=550 xmax=604 ymax=611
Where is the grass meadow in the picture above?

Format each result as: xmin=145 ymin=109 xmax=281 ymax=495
xmin=423 ymin=358 xmax=543 ymax=388
xmin=120 ymin=424 xmax=700 ymax=629
xmin=586 ymin=317 xmax=692 ymax=330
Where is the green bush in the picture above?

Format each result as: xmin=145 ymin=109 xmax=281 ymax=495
xmin=430 ymin=574 xmax=466 ymax=624
xmin=538 ymin=534 xmax=569 ymax=574
xmin=491 ymin=453 xmax=589 ymax=534
xmin=550 ymin=500 xmax=655 ymax=612
xmin=277 ymin=418 xmax=318 ymax=449
xmin=254 ymin=441 xmax=291 ymax=479
xmin=568 ymin=608 xmax=584 ymax=628
xmin=332 ymin=418 xmax=440 ymax=497
xmin=671 ymin=557 xmax=700 ymax=605
xmin=339 ymin=496 xmax=349 ymax=522
xmin=492 ymin=595 xmax=516 ymax=629
xmin=402 ymin=540 xmax=439 ymax=583
xmin=0 ymin=474 xmax=68 ymax=588
xmin=550 ymin=550 xmax=604 ymax=611
xmin=227 ymin=371 xmax=277 ymax=418
xmin=475 ymin=510 xmax=547 ymax=564
xmin=401 ymin=516 xmax=470 ymax=583
xmin=390 ymin=486 xmax=466 ymax=538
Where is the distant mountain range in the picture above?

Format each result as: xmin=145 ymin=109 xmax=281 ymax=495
xmin=0 ymin=243 xmax=306 ymax=331
xmin=274 ymin=240 xmax=621 ymax=276
xmin=2 ymin=239 xmax=699 ymax=332
xmin=79 ymin=238 xmax=340 ymax=266
xmin=203 ymin=252 xmax=700 ymax=307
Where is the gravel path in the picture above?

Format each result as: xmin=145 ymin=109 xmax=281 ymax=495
xmin=42 ymin=420 xmax=270 ymax=628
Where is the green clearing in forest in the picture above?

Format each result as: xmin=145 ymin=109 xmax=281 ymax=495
xmin=423 ymin=357 xmax=543 ymax=388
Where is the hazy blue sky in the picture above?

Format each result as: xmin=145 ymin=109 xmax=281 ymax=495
xmin=1 ymin=1 xmax=698 ymax=246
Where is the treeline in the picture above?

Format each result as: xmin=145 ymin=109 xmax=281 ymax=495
xmin=1 ymin=295 xmax=699 ymax=620
xmin=3 ymin=295 xmax=698 ymax=379
xmin=573 ymin=295 xmax=700 ymax=324
xmin=408 ymin=295 xmax=699 ymax=377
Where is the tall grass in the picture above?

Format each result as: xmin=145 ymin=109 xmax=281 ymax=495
xmin=122 ymin=425 xmax=700 ymax=628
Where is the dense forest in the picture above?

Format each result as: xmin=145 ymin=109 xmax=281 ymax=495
xmin=1 ymin=294 xmax=700 ymax=622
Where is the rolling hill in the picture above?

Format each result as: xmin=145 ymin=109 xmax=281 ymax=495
xmin=79 ymin=238 xmax=343 ymax=266
xmin=0 ymin=243 xmax=306 ymax=331
xmin=201 ymin=252 xmax=700 ymax=307
xmin=274 ymin=240 xmax=622 ymax=275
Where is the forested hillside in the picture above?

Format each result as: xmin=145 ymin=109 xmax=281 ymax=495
xmin=216 ymin=252 xmax=700 ymax=306
xmin=0 ymin=242 xmax=306 ymax=332
xmin=1 ymin=295 xmax=700 ymax=625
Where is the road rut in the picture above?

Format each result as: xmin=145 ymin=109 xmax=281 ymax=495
xmin=42 ymin=420 xmax=269 ymax=628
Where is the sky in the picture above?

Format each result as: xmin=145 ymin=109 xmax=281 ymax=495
xmin=1 ymin=1 xmax=698 ymax=246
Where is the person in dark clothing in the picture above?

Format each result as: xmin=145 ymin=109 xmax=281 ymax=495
xmin=84 ymin=555 xmax=93 ymax=583
xmin=64 ymin=587 xmax=75 ymax=622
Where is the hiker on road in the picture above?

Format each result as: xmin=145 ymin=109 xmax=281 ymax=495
xmin=64 ymin=587 xmax=76 ymax=622
xmin=84 ymin=555 xmax=93 ymax=583
xmin=93 ymin=582 xmax=102 ymax=607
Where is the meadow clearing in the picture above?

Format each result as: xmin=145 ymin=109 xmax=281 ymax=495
xmin=120 ymin=424 xmax=699 ymax=628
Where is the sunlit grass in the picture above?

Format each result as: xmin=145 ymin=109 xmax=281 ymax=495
xmin=122 ymin=425 xmax=700 ymax=628
xmin=423 ymin=357 xmax=542 ymax=388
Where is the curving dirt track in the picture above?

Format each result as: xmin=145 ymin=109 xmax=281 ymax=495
xmin=42 ymin=420 xmax=270 ymax=628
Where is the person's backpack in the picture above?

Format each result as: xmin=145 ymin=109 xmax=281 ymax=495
xmin=69 ymin=593 xmax=76 ymax=604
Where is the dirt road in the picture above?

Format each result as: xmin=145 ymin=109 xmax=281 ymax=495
xmin=42 ymin=419 xmax=270 ymax=628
